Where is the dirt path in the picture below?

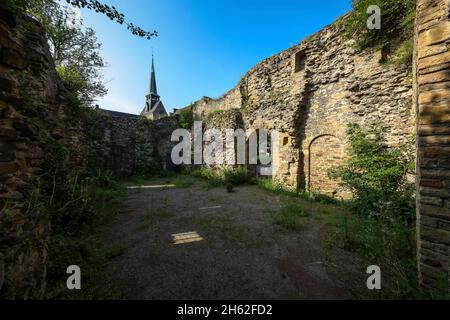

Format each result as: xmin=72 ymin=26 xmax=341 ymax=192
xmin=102 ymin=180 xmax=355 ymax=299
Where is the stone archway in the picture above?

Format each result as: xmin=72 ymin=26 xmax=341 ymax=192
xmin=308 ymin=134 xmax=345 ymax=195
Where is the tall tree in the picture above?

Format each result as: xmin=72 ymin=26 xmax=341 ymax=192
xmin=30 ymin=2 xmax=107 ymax=106
xmin=6 ymin=0 xmax=157 ymax=39
xmin=4 ymin=0 xmax=159 ymax=106
xmin=65 ymin=0 xmax=157 ymax=40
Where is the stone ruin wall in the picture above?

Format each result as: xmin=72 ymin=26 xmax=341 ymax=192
xmin=191 ymin=86 xmax=242 ymax=120
xmin=415 ymin=0 xmax=450 ymax=289
xmin=151 ymin=116 xmax=183 ymax=169
xmin=1 ymin=0 xmax=447 ymax=298
xmin=189 ymin=17 xmax=416 ymax=196
xmin=0 ymin=10 xmax=82 ymax=299
xmin=82 ymin=109 xmax=176 ymax=177
xmin=95 ymin=110 xmax=155 ymax=177
xmin=0 ymin=9 xmax=163 ymax=298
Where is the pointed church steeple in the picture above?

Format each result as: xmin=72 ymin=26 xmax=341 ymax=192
xmin=141 ymin=54 xmax=167 ymax=120
xmin=149 ymin=55 xmax=158 ymax=96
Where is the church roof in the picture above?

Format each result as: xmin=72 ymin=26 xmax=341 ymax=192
xmin=101 ymin=109 xmax=139 ymax=119
xmin=140 ymin=100 xmax=167 ymax=116
xmin=151 ymin=100 xmax=164 ymax=113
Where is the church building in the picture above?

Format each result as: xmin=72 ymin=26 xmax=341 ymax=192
xmin=141 ymin=55 xmax=168 ymax=120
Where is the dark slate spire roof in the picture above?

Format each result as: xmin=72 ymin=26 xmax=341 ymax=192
xmin=141 ymin=54 xmax=167 ymax=119
xmin=149 ymin=55 xmax=158 ymax=96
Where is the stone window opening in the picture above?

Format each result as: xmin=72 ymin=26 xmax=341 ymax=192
xmin=294 ymin=50 xmax=306 ymax=72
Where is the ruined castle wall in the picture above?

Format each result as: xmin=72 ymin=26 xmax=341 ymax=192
xmin=84 ymin=110 xmax=176 ymax=177
xmin=299 ymin=27 xmax=414 ymax=195
xmin=151 ymin=116 xmax=181 ymax=169
xmin=188 ymin=18 xmax=415 ymax=195
xmin=191 ymin=86 xmax=242 ymax=120
xmin=0 ymin=9 xmax=159 ymax=298
xmin=415 ymin=0 xmax=450 ymax=288
xmin=0 ymin=10 xmax=80 ymax=299
xmin=95 ymin=110 xmax=152 ymax=177
xmin=202 ymin=109 xmax=245 ymax=170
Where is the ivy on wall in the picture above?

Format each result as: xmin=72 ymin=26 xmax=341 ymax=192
xmin=340 ymin=0 xmax=416 ymax=67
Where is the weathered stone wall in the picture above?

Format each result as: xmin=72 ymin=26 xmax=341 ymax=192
xmin=82 ymin=108 xmax=173 ymax=177
xmin=0 ymin=9 xmax=79 ymax=299
xmin=185 ymin=16 xmax=416 ymax=196
xmin=191 ymin=86 xmax=242 ymax=120
xmin=151 ymin=116 xmax=181 ymax=170
xmin=0 ymin=9 xmax=160 ymax=298
xmin=97 ymin=110 xmax=155 ymax=177
xmin=308 ymin=135 xmax=345 ymax=195
xmin=415 ymin=0 xmax=450 ymax=289
xmin=202 ymin=109 xmax=245 ymax=170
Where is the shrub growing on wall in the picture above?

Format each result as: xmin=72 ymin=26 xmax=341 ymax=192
xmin=329 ymin=123 xmax=415 ymax=221
xmin=341 ymin=0 xmax=416 ymax=66
xmin=178 ymin=106 xmax=194 ymax=129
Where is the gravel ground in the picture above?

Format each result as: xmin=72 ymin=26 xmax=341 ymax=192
xmin=100 ymin=181 xmax=358 ymax=299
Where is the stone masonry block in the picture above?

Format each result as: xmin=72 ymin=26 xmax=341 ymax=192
xmin=419 ymin=21 xmax=450 ymax=46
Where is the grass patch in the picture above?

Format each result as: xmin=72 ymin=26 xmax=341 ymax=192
xmin=45 ymin=175 xmax=126 ymax=299
xmin=191 ymin=166 xmax=253 ymax=189
xmin=46 ymin=236 xmax=128 ymax=299
xmin=127 ymin=173 xmax=197 ymax=189
xmin=257 ymin=178 xmax=339 ymax=205
xmin=257 ymin=175 xmax=447 ymax=298
xmin=320 ymin=210 xmax=449 ymax=299
xmin=267 ymin=192 xmax=447 ymax=298
xmin=256 ymin=177 xmax=298 ymax=196
xmin=167 ymin=174 xmax=196 ymax=188
xmin=272 ymin=202 xmax=310 ymax=230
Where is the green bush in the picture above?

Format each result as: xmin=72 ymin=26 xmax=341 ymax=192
xmin=178 ymin=106 xmax=194 ymax=129
xmin=323 ymin=210 xmax=441 ymax=298
xmin=340 ymin=0 xmax=415 ymax=66
xmin=191 ymin=166 xmax=252 ymax=187
xmin=36 ymin=142 xmax=125 ymax=296
xmin=307 ymin=192 xmax=339 ymax=205
xmin=329 ymin=123 xmax=415 ymax=221
xmin=191 ymin=167 xmax=224 ymax=187
xmin=79 ymin=106 xmax=111 ymax=141
xmin=223 ymin=166 xmax=251 ymax=185
xmin=322 ymin=124 xmax=449 ymax=298
xmin=88 ymin=169 xmax=116 ymax=188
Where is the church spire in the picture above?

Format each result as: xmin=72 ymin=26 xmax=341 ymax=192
xmin=141 ymin=53 xmax=167 ymax=120
xmin=149 ymin=55 xmax=158 ymax=96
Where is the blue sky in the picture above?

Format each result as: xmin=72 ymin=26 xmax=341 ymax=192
xmin=80 ymin=0 xmax=352 ymax=114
